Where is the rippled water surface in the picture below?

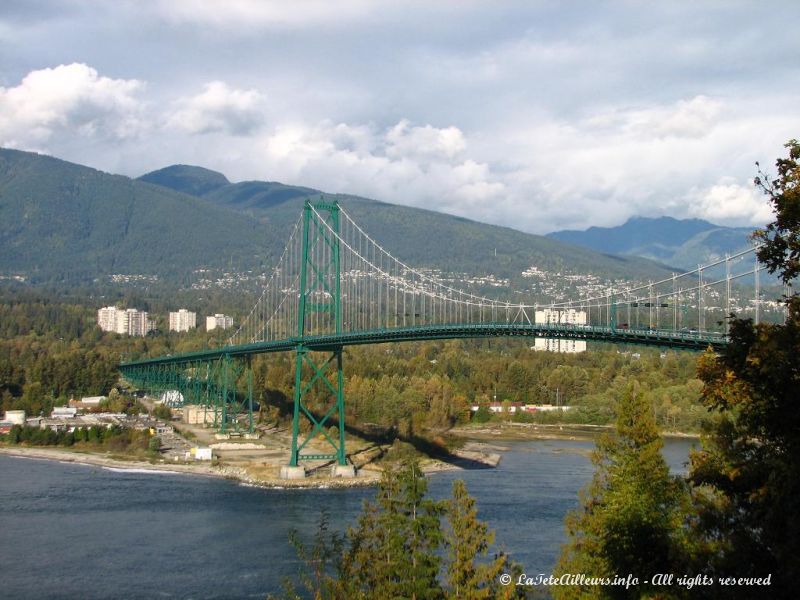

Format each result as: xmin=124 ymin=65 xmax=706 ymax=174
xmin=0 ymin=438 xmax=694 ymax=599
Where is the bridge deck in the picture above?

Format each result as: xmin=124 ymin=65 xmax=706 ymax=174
xmin=119 ymin=323 xmax=725 ymax=369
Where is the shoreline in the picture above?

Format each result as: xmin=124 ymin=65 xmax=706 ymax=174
xmin=0 ymin=446 xmax=472 ymax=489
xmin=1 ymin=426 xmax=696 ymax=489
xmin=0 ymin=446 xmax=225 ymax=478
xmin=450 ymin=422 xmax=700 ymax=441
xmin=0 ymin=446 xmax=378 ymax=488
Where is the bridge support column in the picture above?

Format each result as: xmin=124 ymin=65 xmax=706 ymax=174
xmin=150 ymin=355 xmax=253 ymax=436
xmin=212 ymin=354 xmax=254 ymax=435
xmin=286 ymin=344 xmax=349 ymax=472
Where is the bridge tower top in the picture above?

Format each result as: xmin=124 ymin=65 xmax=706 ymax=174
xmin=298 ymin=198 xmax=342 ymax=341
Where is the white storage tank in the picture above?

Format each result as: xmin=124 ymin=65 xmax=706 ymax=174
xmin=4 ymin=410 xmax=26 ymax=425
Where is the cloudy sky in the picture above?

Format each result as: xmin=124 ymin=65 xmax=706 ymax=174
xmin=1 ymin=1 xmax=798 ymax=234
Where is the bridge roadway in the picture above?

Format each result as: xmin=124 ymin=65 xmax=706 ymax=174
xmin=119 ymin=323 xmax=725 ymax=370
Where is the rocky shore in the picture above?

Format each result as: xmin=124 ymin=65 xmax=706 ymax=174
xmin=0 ymin=440 xmax=502 ymax=489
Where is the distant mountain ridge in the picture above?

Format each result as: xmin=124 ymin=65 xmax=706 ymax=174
xmin=548 ymin=216 xmax=756 ymax=270
xmin=138 ymin=165 xmax=231 ymax=197
xmin=140 ymin=165 xmax=320 ymax=212
xmin=0 ymin=147 xmax=678 ymax=288
xmin=0 ymin=149 xmax=275 ymax=282
xmin=136 ymin=163 xmax=679 ymax=282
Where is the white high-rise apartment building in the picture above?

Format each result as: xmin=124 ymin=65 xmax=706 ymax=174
xmin=206 ymin=314 xmax=234 ymax=331
xmin=169 ymin=309 xmax=197 ymax=332
xmin=126 ymin=309 xmax=154 ymax=336
xmin=97 ymin=306 xmax=117 ymax=332
xmin=97 ymin=307 xmax=153 ymax=336
xmin=534 ymin=308 xmax=587 ymax=326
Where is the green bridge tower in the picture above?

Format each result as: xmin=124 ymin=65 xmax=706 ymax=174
xmin=285 ymin=199 xmax=351 ymax=477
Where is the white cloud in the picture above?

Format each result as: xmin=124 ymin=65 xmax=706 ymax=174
xmin=1 ymin=65 xmax=781 ymax=236
xmin=385 ymin=120 xmax=466 ymax=162
xmin=254 ymin=120 xmax=500 ymax=216
xmin=3 ymin=0 xmax=798 ymax=238
xmin=168 ymin=81 xmax=264 ymax=136
xmin=685 ymin=179 xmax=773 ymax=226
xmin=0 ymin=63 xmax=145 ymax=148
xmin=584 ymin=96 xmax=723 ymax=140
xmin=628 ymin=95 xmax=723 ymax=139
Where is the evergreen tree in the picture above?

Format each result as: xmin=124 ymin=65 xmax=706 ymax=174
xmin=341 ymin=460 xmax=445 ymax=599
xmin=276 ymin=462 xmax=529 ymax=599
xmin=553 ymin=381 xmax=690 ymax=600
xmin=688 ymin=140 xmax=800 ymax=598
xmin=444 ymin=479 xmax=506 ymax=599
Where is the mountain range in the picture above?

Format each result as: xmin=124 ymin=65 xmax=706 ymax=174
xmin=548 ymin=216 xmax=756 ymax=271
xmin=0 ymin=147 xmax=741 ymax=290
xmin=136 ymin=163 xmax=682 ymax=283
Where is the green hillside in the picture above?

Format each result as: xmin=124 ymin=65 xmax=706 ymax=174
xmin=0 ymin=149 xmax=278 ymax=283
xmin=0 ymin=148 xmax=678 ymax=288
xmin=139 ymin=166 xmax=677 ymax=282
xmin=138 ymin=165 xmax=231 ymax=197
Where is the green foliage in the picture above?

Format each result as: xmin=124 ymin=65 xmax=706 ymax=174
xmin=138 ymin=164 xmax=230 ymax=197
xmin=0 ymin=287 xmax=245 ymax=416
xmin=686 ymin=141 xmax=800 ymax=597
xmin=471 ymin=405 xmax=492 ymax=423
xmin=147 ymin=434 xmax=162 ymax=454
xmin=152 ymin=404 xmax=172 ymax=420
xmin=753 ymin=139 xmax=800 ymax=284
xmin=342 ymin=460 xmax=445 ymax=599
xmin=0 ymin=148 xmax=273 ymax=283
xmin=1 ymin=424 xmax=149 ymax=453
xmin=690 ymin=299 xmax=800 ymax=592
xmin=338 ymin=341 xmax=706 ymax=435
xmin=275 ymin=462 xmax=525 ymax=600
xmin=554 ymin=382 xmax=692 ymax=599
xmin=275 ymin=510 xmax=347 ymax=600
xmin=445 ymin=479 xmax=507 ymax=599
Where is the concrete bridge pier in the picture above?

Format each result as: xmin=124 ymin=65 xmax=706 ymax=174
xmin=331 ymin=464 xmax=356 ymax=478
xmin=279 ymin=465 xmax=306 ymax=479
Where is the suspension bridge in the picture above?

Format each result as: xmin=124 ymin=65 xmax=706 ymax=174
xmin=119 ymin=199 xmax=781 ymax=476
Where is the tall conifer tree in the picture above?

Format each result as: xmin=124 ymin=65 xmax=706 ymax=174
xmin=553 ymin=381 xmax=690 ymax=599
xmin=341 ymin=460 xmax=446 ymax=599
xmin=445 ymin=479 xmax=506 ymax=599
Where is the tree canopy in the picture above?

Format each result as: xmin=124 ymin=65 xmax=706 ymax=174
xmin=688 ymin=139 xmax=800 ymax=598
